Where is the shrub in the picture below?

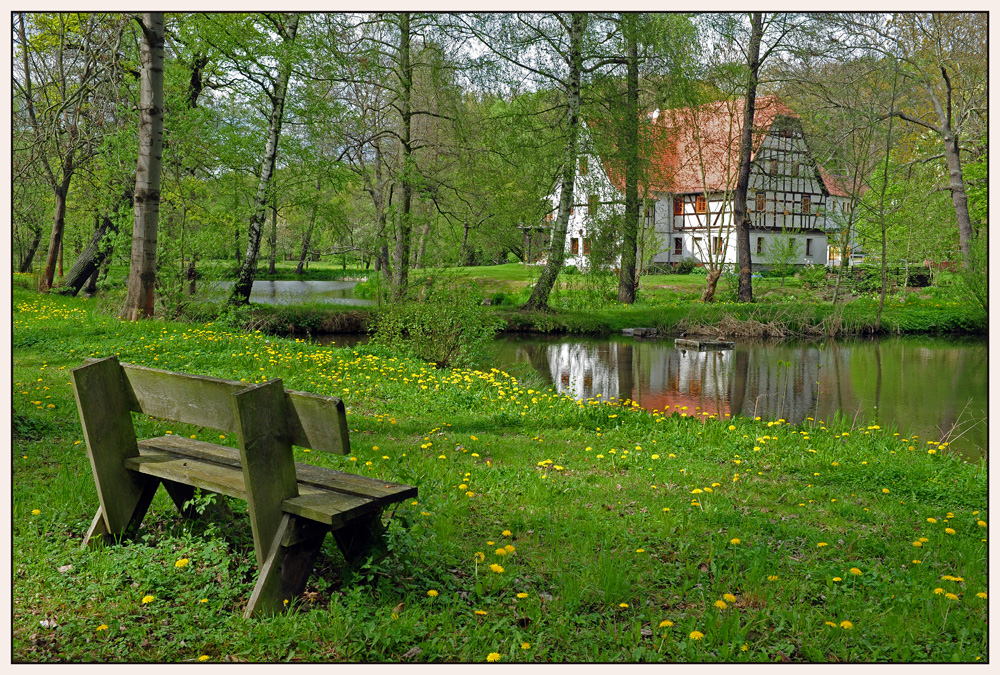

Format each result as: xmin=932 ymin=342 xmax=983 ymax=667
xmin=562 ymin=265 xmax=580 ymax=275
xmin=370 ymin=279 xmax=504 ymax=368
xmin=798 ymin=263 xmax=827 ymax=288
xmin=675 ymin=258 xmax=696 ymax=275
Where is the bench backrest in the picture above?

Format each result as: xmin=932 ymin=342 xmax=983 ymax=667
xmin=89 ymin=358 xmax=350 ymax=454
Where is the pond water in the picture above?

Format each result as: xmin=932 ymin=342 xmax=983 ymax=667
xmin=496 ymin=335 xmax=988 ymax=461
xmin=318 ymin=332 xmax=987 ymax=460
xmin=209 ymin=280 xmax=372 ymax=306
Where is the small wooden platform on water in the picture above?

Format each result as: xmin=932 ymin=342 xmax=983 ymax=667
xmin=675 ymin=338 xmax=734 ymax=351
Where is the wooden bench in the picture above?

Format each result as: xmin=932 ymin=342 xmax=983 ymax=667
xmin=70 ymin=356 xmax=416 ymax=618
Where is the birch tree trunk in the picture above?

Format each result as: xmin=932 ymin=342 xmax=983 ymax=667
xmin=120 ymin=13 xmax=165 ymax=320
xmin=230 ymin=12 xmax=300 ymax=305
xmin=525 ymin=12 xmax=585 ymax=311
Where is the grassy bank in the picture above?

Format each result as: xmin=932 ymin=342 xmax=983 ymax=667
xmin=12 ymin=288 xmax=987 ymax=663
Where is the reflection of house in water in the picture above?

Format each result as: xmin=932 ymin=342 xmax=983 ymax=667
xmin=512 ymin=339 xmax=826 ymax=424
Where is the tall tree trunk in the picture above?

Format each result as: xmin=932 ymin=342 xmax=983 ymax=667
xmin=268 ymin=194 xmax=278 ymax=274
xmin=734 ymin=12 xmax=763 ymax=304
xmin=618 ymin=16 xmax=640 ymax=304
xmin=40 ymin=173 xmax=72 ymax=291
xmin=413 ymin=219 xmax=431 ymax=269
xmin=460 ymin=223 xmax=473 ymax=266
xmin=19 ymin=224 xmax=43 ymax=273
xmin=57 ymin=193 xmax=128 ymax=296
xmin=121 ymin=13 xmax=165 ymax=320
xmin=230 ymin=12 xmax=299 ymax=306
xmin=296 ymin=180 xmax=321 ymax=275
xmin=392 ymin=11 xmax=414 ymax=300
xmin=525 ymin=12 xmax=585 ymax=311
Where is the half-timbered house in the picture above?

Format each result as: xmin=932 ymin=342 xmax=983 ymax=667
xmin=552 ymin=96 xmax=841 ymax=271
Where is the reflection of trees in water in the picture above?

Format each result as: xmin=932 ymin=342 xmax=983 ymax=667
xmin=503 ymin=337 xmax=985 ymax=458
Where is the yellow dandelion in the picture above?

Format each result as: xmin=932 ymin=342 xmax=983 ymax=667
xmin=174 ymin=558 xmax=190 ymax=568
xmin=689 ymin=631 xmax=705 ymax=641
xmin=487 ymin=652 xmax=501 ymax=662
xmin=723 ymin=593 xmax=736 ymax=603
xmin=141 ymin=595 xmax=155 ymax=604
xmin=912 ymin=541 xmax=923 ymax=547
xmin=730 ymin=538 xmax=741 ymax=545
xmin=521 ymin=642 xmax=531 ymax=650
xmin=659 ymin=619 xmax=674 ymax=628
xmin=882 ymin=488 xmax=889 ymax=493
xmin=933 ymin=588 xmax=944 ymax=595
xmin=502 ymin=530 xmax=512 ymax=537
xmin=490 ymin=564 xmax=504 ymax=574
xmin=31 ymin=509 xmax=40 ymax=515
xmin=427 ymin=590 xmax=439 ymax=597
xmin=825 ymin=621 xmax=838 ymax=628
xmin=976 ymin=592 xmax=987 ymax=599
xmin=97 ymin=624 xmax=108 ymax=631
xmin=475 ymin=610 xmax=488 ymax=616
xmin=839 ymin=620 xmax=853 ymax=630
xmin=619 ymin=602 xmax=629 ymax=608
xmin=198 ymin=656 xmax=209 ymax=662
xmin=945 ymin=593 xmax=959 ymax=601
xmin=713 ymin=600 xmax=727 ymax=610
xmin=767 ymin=575 xmax=779 ymax=581
xmin=817 ymin=542 xmax=828 ymax=548
xmin=927 ymin=517 xmax=937 ymax=523
xmin=504 ymin=544 xmax=515 ymax=554
xmin=849 ymin=568 xmax=862 ymax=576
xmin=495 ymin=548 xmax=507 ymax=557
xmin=516 ymin=592 xmax=529 ymax=599
xmin=945 ymin=528 xmax=956 ymax=535
xmin=833 ymin=577 xmax=842 ymax=582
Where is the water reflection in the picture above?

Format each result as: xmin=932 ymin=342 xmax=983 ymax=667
xmin=499 ymin=336 xmax=987 ymax=460
xmin=207 ymin=280 xmax=373 ymax=306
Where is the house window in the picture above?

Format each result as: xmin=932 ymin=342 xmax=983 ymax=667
xmin=756 ymin=193 xmax=765 ymax=211
xmin=695 ymin=195 xmax=707 ymax=214
xmin=583 ymin=238 xmax=591 ymax=255
xmin=693 ymin=237 xmax=702 ymax=254
xmin=802 ymin=196 xmax=811 ymax=214
xmin=673 ymin=197 xmax=683 ymax=216
xmin=570 ymin=238 xmax=579 ymax=255
xmin=579 ymin=157 xmax=588 ymax=175
xmin=770 ymin=159 xmax=778 ymax=175
xmin=756 ymin=237 xmax=763 ymax=255
xmin=806 ymin=238 xmax=812 ymax=256
xmin=644 ymin=203 xmax=655 ymax=227
xmin=713 ymin=236 xmax=723 ymax=255
xmin=589 ymin=194 xmax=598 ymax=214
xmin=674 ymin=237 xmax=682 ymax=255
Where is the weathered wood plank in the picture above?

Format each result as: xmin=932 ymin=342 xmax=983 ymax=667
xmin=139 ymin=436 xmax=415 ymax=501
xmin=72 ymin=356 xmax=155 ymax=542
xmin=285 ymin=389 xmax=350 ymax=455
xmin=283 ymin=489 xmax=378 ymax=528
xmin=233 ymin=379 xmax=299 ymax=569
xmin=125 ymin=450 xmax=249 ymax=500
xmin=110 ymin=361 xmax=350 ymax=453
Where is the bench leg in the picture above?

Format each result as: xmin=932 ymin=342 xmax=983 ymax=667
xmin=81 ymin=476 xmax=160 ymax=549
xmin=332 ymin=510 xmax=386 ymax=563
xmin=245 ymin=513 xmax=329 ymax=618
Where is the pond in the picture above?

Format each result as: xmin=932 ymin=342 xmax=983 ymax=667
xmin=209 ymin=280 xmax=372 ymax=306
xmin=496 ymin=335 xmax=988 ymax=461
xmin=319 ymin=332 xmax=987 ymax=461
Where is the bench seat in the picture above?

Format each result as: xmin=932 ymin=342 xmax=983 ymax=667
xmin=126 ymin=436 xmax=416 ymax=529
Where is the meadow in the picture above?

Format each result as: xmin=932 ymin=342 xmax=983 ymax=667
xmin=12 ymin=286 xmax=988 ymax=662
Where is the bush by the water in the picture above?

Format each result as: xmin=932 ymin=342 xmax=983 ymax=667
xmin=370 ymin=279 xmax=504 ymax=368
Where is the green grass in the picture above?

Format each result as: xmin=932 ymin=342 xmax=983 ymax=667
xmin=12 ymin=287 xmax=988 ymax=662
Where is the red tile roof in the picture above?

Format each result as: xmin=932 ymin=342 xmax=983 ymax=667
xmin=600 ymin=95 xmax=797 ymax=195
xmin=818 ymin=166 xmax=866 ymax=197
